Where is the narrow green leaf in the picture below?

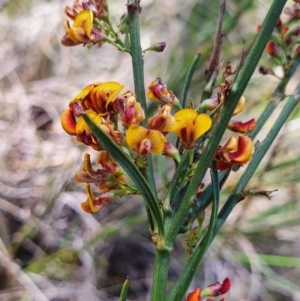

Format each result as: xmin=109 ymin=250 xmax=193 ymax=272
xmin=119 ymin=277 xmax=129 ymax=301
xmin=82 ymin=114 xmax=164 ymax=235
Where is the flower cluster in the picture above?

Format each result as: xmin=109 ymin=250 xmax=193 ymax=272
xmin=258 ymin=0 xmax=300 ymax=70
xmin=199 ymin=69 xmax=255 ymax=170
xmin=61 ymin=0 xmax=168 ymax=54
xmin=61 ymin=80 xmax=213 ymax=212
xmin=62 ymin=0 xmax=108 ymax=47
xmin=61 ymin=72 xmax=257 ymax=211
xmin=186 ymin=278 xmax=231 ymax=301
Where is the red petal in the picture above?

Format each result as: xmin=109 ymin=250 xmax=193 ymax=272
xmin=61 ymin=109 xmax=77 ymax=135
xmin=227 ymin=118 xmax=256 ymax=133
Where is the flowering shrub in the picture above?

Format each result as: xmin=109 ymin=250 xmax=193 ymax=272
xmin=60 ymin=0 xmax=300 ymax=300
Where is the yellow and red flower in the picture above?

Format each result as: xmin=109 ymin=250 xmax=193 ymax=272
xmin=114 ymin=92 xmax=145 ymax=128
xmin=69 ymin=82 xmax=124 ymax=115
xmin=170 ymin=109 xmax=212 ymax=149
xmin=186 ymin=278 xmax=230 ymax=301
xmin=61 ymin=10 xmax=103 ymax=46
xmin=215 ymin=135 xmax=253 ymax=170
xmin=148 ymin=78 xmax=175 ymax=104
xmin=147 ymin=104 xmax=175 ymax=133
xmin=126 ymin=125 xmax=165 ymax=155
xmin=81 ymin=184 xmax=117 ymax=213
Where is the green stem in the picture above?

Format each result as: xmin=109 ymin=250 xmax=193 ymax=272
xmin=151 ymin=246 xmax=172 ymax=301
xmin=127 ymin=0 xmax=156 ymax=193
xmin=127 ymin=1 xmax=147 ymax=115
xmin=166 ymin=161 xmax=220 ymax=301
xmin=213 ymin=81 xmax=300 ymax=240
xmin=165 ymin=0 xmax=287 ymax=244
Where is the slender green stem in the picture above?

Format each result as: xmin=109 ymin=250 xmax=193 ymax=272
xmin=151 ymin=247 xmax=172 ymax=301
xmin=127 ymin=1 xmax=147 ymax=115
xmin=166 ymin=161 xmax=220 ymax=301
xmin=127 ymin=0 xmax=156 ymax=193
xmin=165 ymin=0 xmax=287 ymax=244
xmin=213 ymin=81 xmax=300 ymax=240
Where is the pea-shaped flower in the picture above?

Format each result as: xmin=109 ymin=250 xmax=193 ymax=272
xmin=171 ymin=109 xmax=212 ymax=149
xmin=126 ymin=125 xmax=165 ymax=155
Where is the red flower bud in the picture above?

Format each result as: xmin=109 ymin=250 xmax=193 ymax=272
xmin=146 ymin=42 xmax=167 ymax=53
xmin=202 ymin=278 xmax=231 ymax=297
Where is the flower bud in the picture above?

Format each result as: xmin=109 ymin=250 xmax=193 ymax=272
xmin=202 ymin=278 xmax=231 ymax=297
xmin=163 ymin=141 xmax=180 ymax=162
xmin=200 ymin=96 xmax=219 ymax=111
xmin=144 ymin=42 xmax=167 ymax=53
xmin=258 ymin=66 xmax=273 ymax=75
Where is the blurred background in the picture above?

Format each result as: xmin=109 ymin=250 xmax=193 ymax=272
xmin=0 ymin=0 xmax=300 ymax=300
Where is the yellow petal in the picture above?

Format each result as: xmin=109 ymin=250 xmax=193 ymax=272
xmin=68 ymin=27 xmax=91 ymax=44
xmin=148 ymin=130 xmax=165 ymax=153
xmin=222 ymin=136 xmax=237 ymax=152
xmin=192 ymin=113 xmax=212 ymax=140
xmin=74 ymin=10 xmax=93 ymax=37
xmin=85 ymin=184 xmax=99 ymax=213
xmin=147 ymin=89 xmax=158 ymax=101
xmin=73 ymin=85 xmax=94 ymax=100
xmin=174 ymin=109 xmax=198 ymax=124
xmin=81 ymin=199 xmax=93 ymax=213
xmin=76 ymin=110 xmax=102 ymax=135
xmin=126 ymin=125 xmax=147 ymax=149
xmin=233 ymin=96 xmax=246 ymax=116
xmin=100 ymin=82 xmax=125 ymax=106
